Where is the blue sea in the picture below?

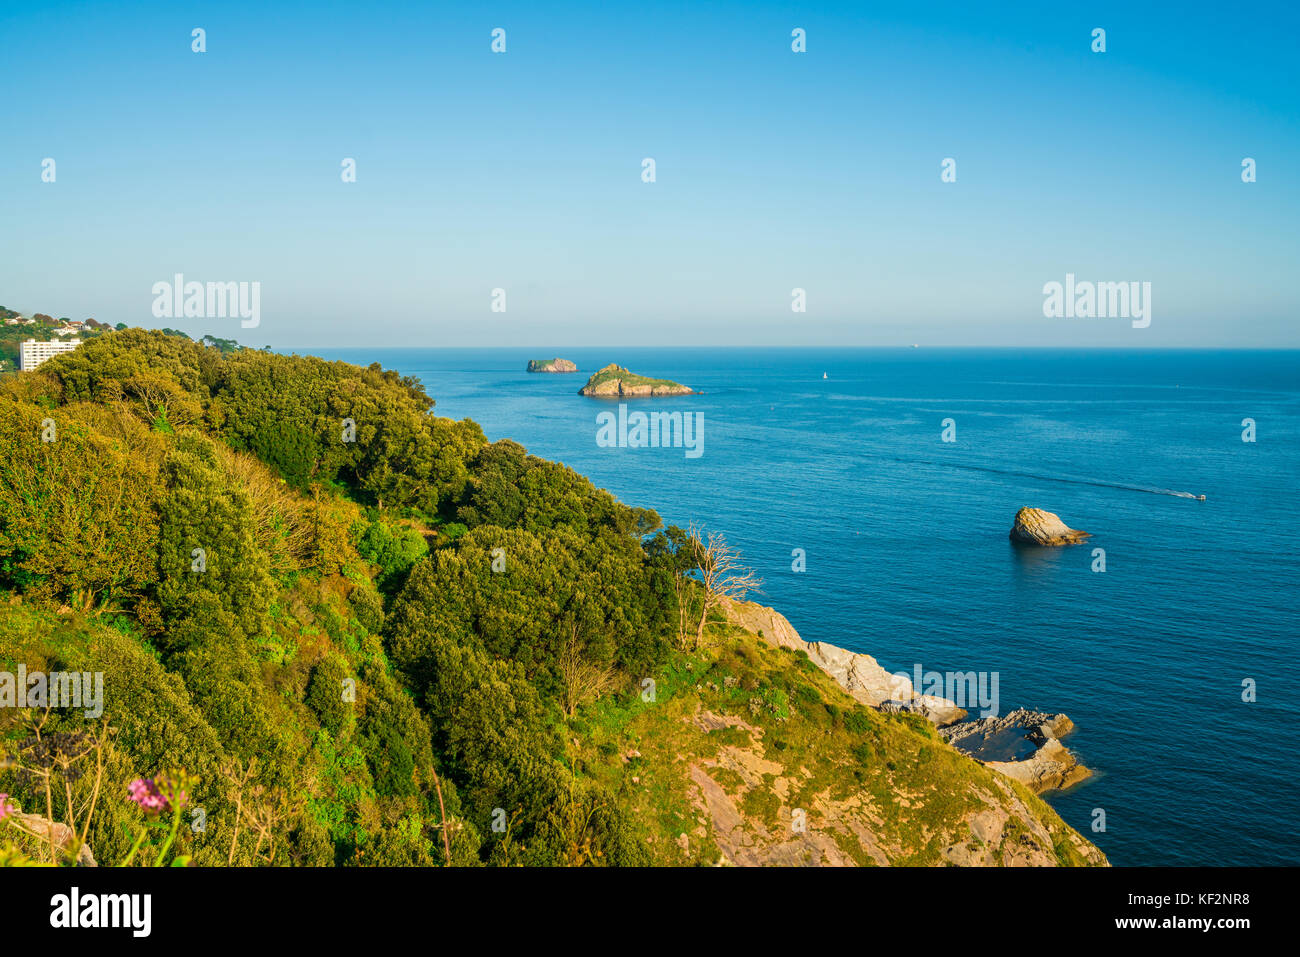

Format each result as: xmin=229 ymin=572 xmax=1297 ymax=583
xmin=316 ymin=347 xmax=1299 ymax=867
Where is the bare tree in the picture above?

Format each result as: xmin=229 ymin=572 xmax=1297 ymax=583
xmin=221 ymin=756 xmax=258 ymax=866
xmin=123 ymin=371 xmax=199 ymax=427
xmin=687 ymin=523 xmax=762 ymax=648
xmin=671 ymin=570 xmax=692 ymax=649
xmin=558 ymin=623 xmax=619 ymax=716
xmin=222 ymin=756 xmax=287 ymax=865
xmin=429 ymin=764 xmax=452 ymax=866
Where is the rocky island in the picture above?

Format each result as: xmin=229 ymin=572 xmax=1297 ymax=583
xmin=1010 ymin=506 xmax=1091 ymax=546
xmin=526 ymin=357 xmax=578 ymax=373
xmin=578 ymin=363 xmax=695 ymax=397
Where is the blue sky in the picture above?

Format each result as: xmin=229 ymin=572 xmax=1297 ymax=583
xmin=2 ymin=0 xmax=1297 ymax=348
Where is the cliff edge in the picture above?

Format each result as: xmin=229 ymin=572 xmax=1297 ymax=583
xmin=577 ymin=600 xmax=1109 ymax=865
xmin=723 ymin=598 xmax=1093 ymax=796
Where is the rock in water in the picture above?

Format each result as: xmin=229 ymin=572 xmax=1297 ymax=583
xmin=578 ymin=363 xmax=694 ymax=396
xmin=526 ymin=357 xmax=577 ymax=373
xmin=1009 ymin=507 xmax=1090 ymax=546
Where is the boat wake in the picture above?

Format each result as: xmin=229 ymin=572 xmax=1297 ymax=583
xmin=902 ymin=458 xmax=1204 ymax=500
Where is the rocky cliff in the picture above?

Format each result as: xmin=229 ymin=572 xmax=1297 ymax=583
xmin=578 ymin=363 xmax=694 ymax=396
xmin=724 ymin=599 xmax=1092 ymax=796
xmin=724 ymin=598 xmax=967 ymax=725
xmin=1009 ymin=507 xmax=1091 ymax=545
xmin=584 ymin=603 xmax=1108 ymax=866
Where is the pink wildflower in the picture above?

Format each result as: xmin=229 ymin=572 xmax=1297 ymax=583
xmin=127 ymin=778 xmax=170 ymax=815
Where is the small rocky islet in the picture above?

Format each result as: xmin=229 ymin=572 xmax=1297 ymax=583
xmin=1009 ymin=506 xmax=1090 ymax=545
xmin=526 ymin=357 xmax=578 ymax=373
xmin=578 ymin=363 xmax=695 ymax=397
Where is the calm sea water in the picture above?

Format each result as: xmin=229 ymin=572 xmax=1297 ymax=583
xmin=315 ymin=346 xmax=1300 ymax=867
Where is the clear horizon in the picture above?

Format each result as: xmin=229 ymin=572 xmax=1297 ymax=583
xmin=3 ymin=1 xmax=1297 ymax=349
xmin=305 ymin=343 xmax=1300 ymax=352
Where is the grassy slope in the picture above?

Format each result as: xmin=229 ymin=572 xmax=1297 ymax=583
xmin=569 ymin=621 xmax=1106 ymax=866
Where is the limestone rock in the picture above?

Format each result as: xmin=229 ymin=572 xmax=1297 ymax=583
xmin=723 ymin=599 xmax=966 ymax=726
xmin=1009 ymin=507 xmax=1090 ymax=546
xmin=986 ymin=738 xmax=1091 ymax=793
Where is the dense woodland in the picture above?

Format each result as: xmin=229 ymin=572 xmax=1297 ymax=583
xmin=0 ymin=328 xmax=702 ymax=865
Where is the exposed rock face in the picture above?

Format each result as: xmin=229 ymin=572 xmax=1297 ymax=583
xmin=724 ymin=599 xmax=966 ymax=726
xmin=1009 ymin=507 xmax=1090 ymax=546
xmin=726 ymin=600 xmax=1092 ymax=795
xmin=578 ymin=363 xmax=694 ymax=397
xmin=526 ymin=358 xmax=577 ymax=373
xmin=941 ymin=708 xmax=1092 ymax=793
xmin=682 ymin=704 xmax=1105 ymax=867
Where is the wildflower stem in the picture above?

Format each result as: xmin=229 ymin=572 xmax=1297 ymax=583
xmin=119 ymin=827 xmax=149 ymax=867
xmin=153 ymin=803 xmax=183 ymax=867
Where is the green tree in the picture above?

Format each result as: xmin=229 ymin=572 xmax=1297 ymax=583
xmin=307 ymin=655 xmax=355 ymax=738
xmin=0 ymin=399 xmax=161 ymax=609
xmin=154 ymin=435 xmax=275 ymax=645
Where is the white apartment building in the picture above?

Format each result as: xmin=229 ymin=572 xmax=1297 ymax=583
xmin=19 ymin=338 xmax=82 ymax=371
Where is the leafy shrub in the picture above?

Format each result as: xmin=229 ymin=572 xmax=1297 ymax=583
xmin=347 ymin=581 xmax=385 ymax=634
xmin=307 ymin=655 xmax=354 ymax=738
xmin=355 ymin=516 xmax=427 ymax=594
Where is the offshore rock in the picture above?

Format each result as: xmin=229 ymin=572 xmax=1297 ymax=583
xmin=578 ymin=363 xmax=694 ymax=397
xmin=1009 ymin=507 xmax=1091 ymax=546
xmin=526 ymin=357 xmax=577 ymax=373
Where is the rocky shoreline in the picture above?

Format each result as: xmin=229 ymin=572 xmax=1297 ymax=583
xmin=940 ymin=709 xmax=1091 ymax=792
xmin=724 ymin=598 xmax=1092 ymax=795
